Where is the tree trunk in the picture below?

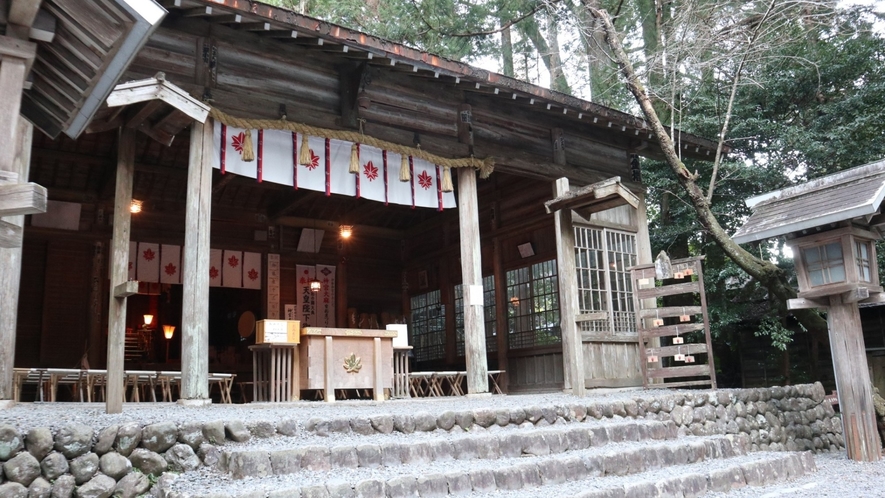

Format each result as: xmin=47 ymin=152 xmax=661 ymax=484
xmin=518 ymin=14 xmax=572 ymax=94
xmin=500 ymin=22 xmax=514 ymax=77
xmin=584 ymin=4 xmax=828 ymax=338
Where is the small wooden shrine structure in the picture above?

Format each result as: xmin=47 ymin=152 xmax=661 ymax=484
xmin=1 ymin=0 xmax=723 ymax=411
xmin=734 ymin=159 xmax=885 ymax=462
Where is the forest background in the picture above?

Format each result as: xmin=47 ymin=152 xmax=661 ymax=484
xmin=270 ymin=0 xmax=885 ymax=388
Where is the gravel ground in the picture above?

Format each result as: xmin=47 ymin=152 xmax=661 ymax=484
xmin=708 ymin=452 xmax=885 ymax=497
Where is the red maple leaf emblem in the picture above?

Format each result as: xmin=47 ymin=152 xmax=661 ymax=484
xmin=228 ymin=255 xmax=239 ymax=268
xmin=417 ymin=170 xmax=433 ymax=190
xmin=232 ymin=132 xmax=246 ymax=155
xmin=305 ymin=150 xmax=320 ymax=170
xmin=209 ymin=266 xmax=219 ymax=279
xmin=142 ymin=248 xmax=156 ymax=261
xmin=363 ymin=161 xmax=379 ymax=181
xmin=248 ymin=268 xmax=259 ymax=281
xmin=164 ymin=263 xmax=177 ymax=276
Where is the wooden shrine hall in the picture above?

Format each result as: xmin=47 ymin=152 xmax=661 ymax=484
xmin=0 ymin=0 xmax=722 ymax=412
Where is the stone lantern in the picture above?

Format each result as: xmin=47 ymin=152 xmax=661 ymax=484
xmin=734 ymin=159 xmax=885 ymax=462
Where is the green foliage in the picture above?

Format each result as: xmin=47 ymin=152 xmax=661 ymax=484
xmin=754 ymin=315 xmax=795 ymax=351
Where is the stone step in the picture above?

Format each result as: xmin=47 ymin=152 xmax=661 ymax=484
xmin=222 ymin=419 xmax=680 ymax=478
xmin=161 ymin=434 xmax=754 ymax=497
xmin=497 ymin=450 xmax=817 ymax=498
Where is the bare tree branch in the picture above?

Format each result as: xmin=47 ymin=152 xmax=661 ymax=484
xmin=706 ymin=0 xmax=778 ymax=202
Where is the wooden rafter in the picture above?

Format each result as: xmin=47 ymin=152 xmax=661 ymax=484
xmin=544 ymin=176 xmax=639 ymax=218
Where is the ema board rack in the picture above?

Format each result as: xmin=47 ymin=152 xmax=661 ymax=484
xmin=630 ymin=255 xmax=716 ymax=389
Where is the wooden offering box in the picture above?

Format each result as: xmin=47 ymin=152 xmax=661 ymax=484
xmin=300 ymin=327 xmax=396 ymax=402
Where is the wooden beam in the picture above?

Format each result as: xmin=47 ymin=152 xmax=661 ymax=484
xmin=106 ymin=75 xmax=209 ymax=123
xmin=0 ymin=48 xmax=33 ymax=406
xmin=458 ymin=167 xmax=488 ymax=395
xmin=0 ymin=219 xmax=21 ymax=248
xmin=112 ymin=281 xmax=139 ymax=298
xmin=544 ymin=176 xmax=640 ymax=215
xmin=457 ymin=103 xmax=473 ymax=146
xmin=0 ymin=54 xmax=26 ymax=174
xmin=124 ymin=100 xmax=164 ymax=130
xmin=106 ymin=127 xmax=136 ymax=414
xmin=841 ymin=287 xmax=871 ymax=304
xmin=7 ymin=0 xmax=41 ymax=28
xmin=826 ymin=295 xmax=882 ymax=461
xmin=860 ymin=293 xmax=885 ymax=307
xmin=28 ymin=10 xmax=55 ymax=43
xmin=553 ymin=176 xmax=585 ymax=397
xmin=180 ymin=118 xmax=214 ymax=404
xmin=338 ymin=61 xmax=365 ymax=130
xmin=0 ymin=182 xmax=46 ymax=216
xmin=551 ymin=128 xmax=566 ymax=165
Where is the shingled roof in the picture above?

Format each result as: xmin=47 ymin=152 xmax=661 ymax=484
xmin=732 ymin=159 xmax=885 ymax=244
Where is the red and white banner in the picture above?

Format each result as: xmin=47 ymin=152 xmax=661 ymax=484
xmin=209 ymin=249 xmax=222 ymax=287
xmin=295 ymin=264 xmax=317 ymax=327
xmin=222 ymin=250 xmax=243 ymax=288
xmin=214 ymin=123 xmax=457 ymax=210
xmin=316 ymin=264 xmax=336 ymax=327
xmin=137 ymin=242 xmax=160 ymax=282
xmin=243 ymin=252 xmax=262 ymax=290
xmin=160 ymin=244 xmax=181 ymax=284
xmin=357 ymin=145 xmax=385 ymax=203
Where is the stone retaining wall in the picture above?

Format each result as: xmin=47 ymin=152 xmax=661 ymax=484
xmin=0 ymin=383 xmax=842 ymax=497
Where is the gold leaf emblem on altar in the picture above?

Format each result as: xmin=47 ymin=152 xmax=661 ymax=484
xmin=343 ymin=353 xmax=362 ymax=373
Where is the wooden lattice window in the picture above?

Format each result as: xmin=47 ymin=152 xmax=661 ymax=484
xmin=506 ymin=259 xmax=560 ymax=350
xmin=574 ymin=226 xmax=638 ymax=335
xmin=803 ymin=242 xmax=846 ymax=286
xmin=856 ymin=240 xmax=873 ymax=283
xmin=409 ymin=290 xmax=445 ymax=362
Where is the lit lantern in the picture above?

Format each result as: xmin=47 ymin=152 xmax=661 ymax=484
xmin=339 ymin=224 xmax=353 ymax=239
xmin=143 ymin=314 xmax=154 ymax=327
xmin=163 ymin=325 xmax=175 ymax=339
xmin=309 ymin=278 xmax=322 ymax=292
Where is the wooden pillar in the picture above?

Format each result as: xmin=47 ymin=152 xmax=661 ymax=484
xmin=0 ymin=116 xmax=31 ymax=405
xmin=106 ymin=128 xmax=136 ymax=413
xmin=827 ymin=295 xmax=882 ymax=461
xmin=553 ymin=177 xmax=585 ymax=397
xmin=458 ymin=167 xmax=488 ymax=395
xmin=493 ymin=236 xmax=509 ymax=393
xmin=180 ymin=120 xmax=214 ymax=404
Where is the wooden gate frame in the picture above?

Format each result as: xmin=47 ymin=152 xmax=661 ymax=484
xmin=630 ymin=254 xmax=717 ymax=389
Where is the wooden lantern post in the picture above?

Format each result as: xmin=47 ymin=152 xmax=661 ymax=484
xmin=785 ymin=227 xmax=883 ymax=461
xmin=733 ymin=161 xmax=885 ymax=462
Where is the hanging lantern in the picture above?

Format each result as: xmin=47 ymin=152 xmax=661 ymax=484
xmin=309 ymin=278 xmax=322 ymax=292
xmin=339 ymin=224 xmax=353 ymax=239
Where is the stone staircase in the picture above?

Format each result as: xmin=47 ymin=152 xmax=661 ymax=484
xmin=159 ymin=408 xmax=819 ymax=498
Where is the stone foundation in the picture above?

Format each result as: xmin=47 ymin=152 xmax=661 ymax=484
xmin=0 ymin=382 xmax=843 ymax=497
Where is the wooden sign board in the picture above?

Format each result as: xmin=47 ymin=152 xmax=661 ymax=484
xmin=256 ymin=319 xmax=301 ymax=344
